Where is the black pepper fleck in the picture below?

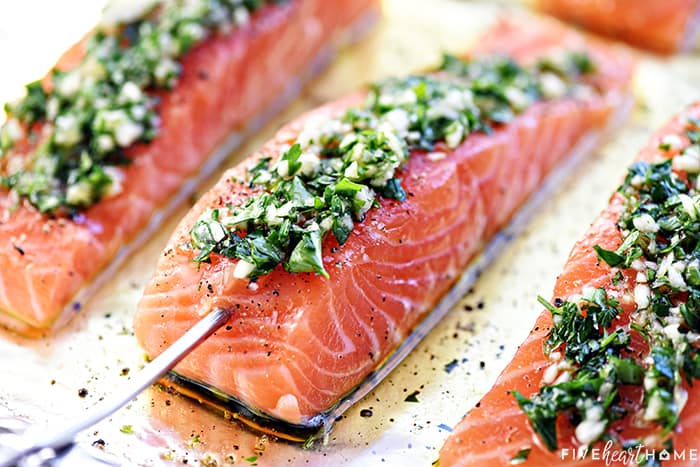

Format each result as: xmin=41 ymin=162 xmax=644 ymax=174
xmin=444 ymin=359 xmax=459 ymax=373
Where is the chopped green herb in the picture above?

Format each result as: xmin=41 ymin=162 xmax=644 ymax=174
xmin=120 ymin=424 xmax=134 ymax=434
xmin=301 ymin=435 xmax=315 ymax=450
xmin=518 ymin=289 xmax=637 ymax=449
xmin=509 ymin=447 xmax=531 ymax=465
xmin=187 ymin=435 xmax=201 ymax=447
xmin=513 ymin=390 xmax=558 ymax=451
xmin=517 ymin=119 xmax=700 ymax=453
xmin=611 ymin=270 xmax=624 ymax=285
xmin=1 ymin=0 xmax=280 ymax=215
xmin=594 ymin=244 xmax=625 ymax=267
xmin=405 ymin=390 xmax=421 ymax=403
xmin=189 ymin=52 xmax=597 ymax=278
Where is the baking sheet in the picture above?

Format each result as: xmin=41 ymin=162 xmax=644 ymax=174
xmin=2 ymin=1 xmax=700 ymax=466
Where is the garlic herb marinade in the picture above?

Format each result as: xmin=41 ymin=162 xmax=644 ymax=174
xmin=189 ymin=52 xmax=596 ymax=278
xmin=0 ymin=0 xmax=281 ymax=215
xmin=515 ymin=118 xmax=700 ymax=464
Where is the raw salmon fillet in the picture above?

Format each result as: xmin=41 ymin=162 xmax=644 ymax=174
xmin=538 ymin=0 xmax=700 ymax=54
xmin=0 ymin=0 xmax=379 ymax=336
xmin=134 ymin=17 xmax=634 ymax=432
xmin=439 ymin=107 xmax=700 ymax=466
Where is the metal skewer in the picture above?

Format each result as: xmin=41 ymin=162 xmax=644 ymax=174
xmin=0 ymin=308 xmax=232 ymax=467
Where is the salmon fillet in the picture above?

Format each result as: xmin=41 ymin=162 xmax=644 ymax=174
xmin=134 ymin=17 xmax=634 ymax=436
xmin=538 ymin=0 xmax=700 ymax=54
xmin=0 ymin=0 xmax=379 ymax=336
xmin=439 ymin=106 xmax=700 ymax=465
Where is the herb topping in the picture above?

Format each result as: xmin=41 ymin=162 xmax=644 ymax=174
xmin=0 ymin=0 xmax=278 ymax=214
xmin=515 ymin=118 xmax=700 ymax=457
xmin=189 ymin=52 xmax=596 ymax=278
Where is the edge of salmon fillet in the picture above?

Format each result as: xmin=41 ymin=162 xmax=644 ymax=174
xmin=537 ymin=0 xmax=700 ymax=54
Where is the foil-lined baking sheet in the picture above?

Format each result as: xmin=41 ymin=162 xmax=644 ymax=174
xmin=1 ymin=0 xmax=700 ymax=465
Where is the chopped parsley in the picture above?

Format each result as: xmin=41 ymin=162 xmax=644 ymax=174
xmin=509 ymin=447 xmax=531 ymax=465
xmin=515 ymin=291 xmax=640 ymax=450
xmin=515 ymin=118 xmax=700 ymax=457
xmin=0 ymin=0 xmax=280 ymax=215
xmin=404 ymin=390 xmax=421 ymax=403
xmin=189 ymin=52 xmax=597 ymax=278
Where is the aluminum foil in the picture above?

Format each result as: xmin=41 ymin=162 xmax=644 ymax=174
xmin=1 ymin=0 xmax=700 ymax=466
